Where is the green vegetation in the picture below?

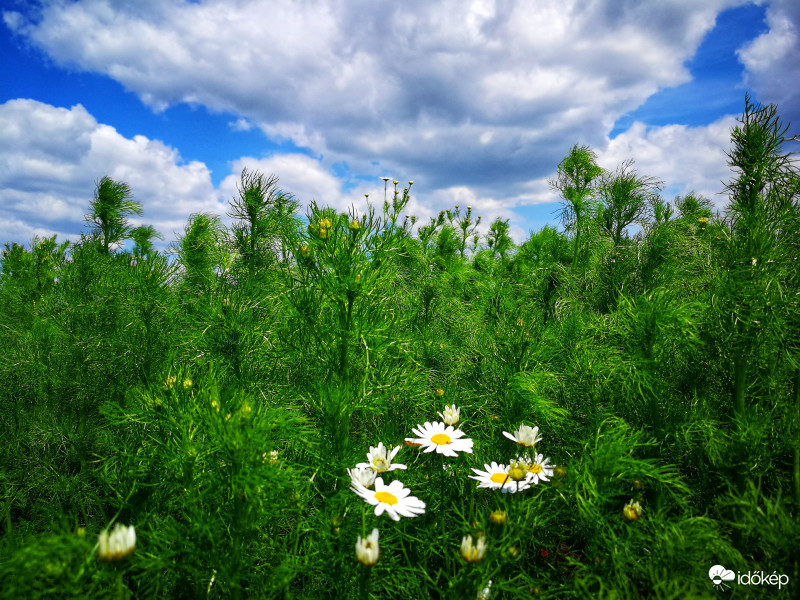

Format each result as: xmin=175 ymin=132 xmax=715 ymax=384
xmin=1 ymin=96 xmax=798 ymax=599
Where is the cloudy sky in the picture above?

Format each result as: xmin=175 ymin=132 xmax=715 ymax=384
xmin=2 ymin=0 xmax=798 ymax=249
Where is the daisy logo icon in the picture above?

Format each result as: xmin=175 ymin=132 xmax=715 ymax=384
xmin=709 ymin=565 xmax=735 ymax=591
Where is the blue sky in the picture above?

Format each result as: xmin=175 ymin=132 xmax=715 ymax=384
xmin=2 ymin=0 xmax=799 ymax=249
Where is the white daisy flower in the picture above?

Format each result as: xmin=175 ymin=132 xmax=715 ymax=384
xmin=438 ymin=404 xmax=460 ymax=426
xmin=97 ymin=523 xmax=136 ymax=561
xmin=521 ymin=452 xmax=553 ymax=485
xmin=347 ymin=466 xmax=377 ymax=489
xmin=355 ymin=528 xmax=380 ymax=566
xmin=469 ymin=461 xmax=531 ymax=493
xmin=351 ymin=476 xmax=426 ymax=521
xmin=477 ymin=579 xmax=493 ymax=599
xmin=405 ymin=421 xmax=473 ymax=457
xmin=460 ymin=534 xmax=487 ymax=563
xmin=356 ymin=442 xmax=407 ymax=473
xmin=502 ymin=424 xmax=541 ymax=447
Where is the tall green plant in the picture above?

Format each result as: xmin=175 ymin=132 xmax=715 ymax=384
xmin=228 ymin=168 xmax=298 ymax=279
xmin=719 ymin=94 xmax=799 ymax=421
xmin=84 ymin=176 xmax=143 ymax=253
xmin=596 ymin=160 xmax=662 ymax=248
xmin=551 ymin=144 xmax=604 ymax=267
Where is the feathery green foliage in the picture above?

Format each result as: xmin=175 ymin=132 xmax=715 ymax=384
xmin=1 ymin=95 xmax=798 ymax=599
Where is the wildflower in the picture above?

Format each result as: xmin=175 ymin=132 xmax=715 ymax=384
xmin=269 ymin=450 xmax=279 ymax=464
xmin=97 ymin=524 xmax=136 ymax=561
xmin=408 ymin=181 xmax=414 ymax=186
xmin=355 ymin=529 xmax=380 ymax=566
xmin=623 ymin=499 xmax=643 ymax=521
xmin=438 ymin=404 xmax=460 ymax=426
xmin=502 ymin=424 xmax=542 ymax=448
xmin=406 ymin=421 xmax=473 ymax=457
xmin=489 ymin=510 xmax=507 ymax=525
xmin=350 ymin=220 xmax=361 ymax=231
xmin=631 ymin=479 xmax=643 ymax=490
xmin=460 ymin=534 xmax=487 ymax=563
xmin=507 ymin=459 xmax=528 ymax=483
xmin=182 ymin=378 xmax=192 ymax=388
xmin=356 ymin=442 xmax=407 ymax=473
xmin=348 ymin=466 xmax=377 ymax=489
xmin=165 ymin=375 xmax=177 ymax=389
xmin=211 ymin=399 xmax=220 ymax=413
xmin=240 ymin=402 xmax=252 ymax=416
xmin=350 ymin=476 xmax=426 ymax=521
xmin=381 ymin=177 xmax=390 ymax=182
xmin=477 ymin=580 xmax=493 ymax=599
xmin=521 ymin=453 xmax=553 ymax=485
xmin=300 ymin=245 xmax=311 ymax=258
xmin=469 ymin=462 xmax=531 ymax=493
xmin=393 ymin=180 xmax=398 ymax=185
xmin=435 ymin=388 xmax=445 ymax=397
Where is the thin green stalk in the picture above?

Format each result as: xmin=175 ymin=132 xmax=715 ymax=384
xmin=358 ymin=566 xmax=372 ymax=600
xmin=794 ymin=368 xmax=800 ymax=511
xmin=733 ymin=354 xmax=747 ymax=418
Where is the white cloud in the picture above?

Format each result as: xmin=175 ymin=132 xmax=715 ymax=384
xmin=6 ymin=0 xmax=795 ymax=246
xmin=5 ymin=0 xmax=744 ymax=192
xmin=597 ymin=117 xmax=737 ymax=208
xmin=738 ymin=0 xmax=800 ymax=127
xmin=0 ymin=99 xmax=223 ymax=248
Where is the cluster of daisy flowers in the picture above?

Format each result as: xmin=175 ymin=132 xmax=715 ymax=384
xmin=468 ymin=424 xmax=553 ymax=494
xmin=348 ymin=404 xmax=556 ymax=574
xmin=348 ymin=441 xmax=426 ymax=522
xmin=348 ymin=404 xmax=476 ymax=525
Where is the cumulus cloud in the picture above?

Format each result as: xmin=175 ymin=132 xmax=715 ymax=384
xmin=596 ymin=117 xmax=738 ymax=208
xmin=4 ymin=0 xmax=744 ymax=191
xmin=5 ymin=0 xmax=795 ymax=246
xmin=738 ymin=0 xmax=800 ymax=128
xmin=0 ymin=99 xmax=223 ymax=248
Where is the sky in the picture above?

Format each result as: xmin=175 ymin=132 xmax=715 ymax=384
xmin=1 ymin=0 xmax=799 ymax=250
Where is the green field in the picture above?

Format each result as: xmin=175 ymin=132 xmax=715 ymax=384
xmin=1 ymin=95 xmax=798 ymax=598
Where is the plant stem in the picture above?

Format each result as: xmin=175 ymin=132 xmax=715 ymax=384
xmin=794 ymin=368 xmax=800 ymax=511
xmin=733 ymin=354 xmax=747 ymax=419
xmin=358 ymin=566 xmax=372 ymax=600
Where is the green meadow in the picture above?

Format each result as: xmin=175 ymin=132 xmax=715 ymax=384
xmin=1 ymin=95 xmax=798 ymax=598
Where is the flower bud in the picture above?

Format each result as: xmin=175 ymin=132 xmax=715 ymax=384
xmin=489 ymin=510 xmax=507 ymax=525
xmin=623 ymin=499 xmax=643 ymax=521
xmin=355 ymin=529 xmax=380 ymax=566
xmin=97 ymin=524 xmax=136 ymax=562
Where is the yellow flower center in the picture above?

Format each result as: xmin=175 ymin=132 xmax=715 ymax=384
xmin=374 ymin=491 xmax=398 ymax=505
xmin=431 ymin=433 xmax=451 ymax=445
xmin=528 ymin=464 xmax=543 ymax=474
xmin=373 ymin=458 xmax=387 ymax=472
xmin=490 ymin=472 xmax=509 ymax=484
